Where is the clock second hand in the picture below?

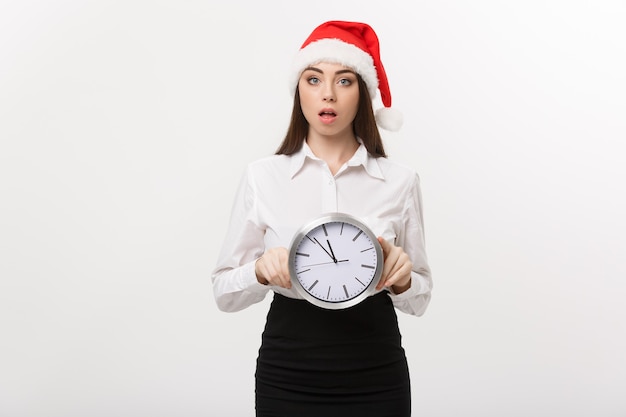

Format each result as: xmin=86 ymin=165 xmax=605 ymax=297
xmin=300 ymin=259 xmax=348 ymax=268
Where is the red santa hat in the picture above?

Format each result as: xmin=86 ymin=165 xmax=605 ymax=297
xmin=290 ymin=20 xmax=403 ymax=131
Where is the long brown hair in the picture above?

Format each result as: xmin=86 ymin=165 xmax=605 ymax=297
xmin=275 ymin=74 xmax=387 ymax=158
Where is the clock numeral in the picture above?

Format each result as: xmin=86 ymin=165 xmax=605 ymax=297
xmin=299 ymin=268 xmax=311 ymax=274
xmin=327 ymin=286 xmax=331 ymax=299
xmin=308 ymin=280 xmax=319 ymax=291
xmin=340 ymin=223 xmax=344 ymax=235
xmin=352 ymin=230 xmax=363 ymax=241
xmin=361 ymin=264 xmax=375 ymax=269
xmin=355 ymin=277 xmax=365 ymax=286
xmin=322 ymin=224 xmax=328 ymax=236
xmin=343 ymin=285 xmax=349 ymax=298
xmin=296 ymin=252 xmax=310 ymax=257
xmin=360 ymin=247 xmax=374 ymax=253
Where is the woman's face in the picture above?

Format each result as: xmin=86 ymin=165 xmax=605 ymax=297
xmin=298 ymin=61 xmax=360 ymax=138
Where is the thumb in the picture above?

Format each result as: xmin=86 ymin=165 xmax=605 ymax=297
xmin=377 ymin=236 xmax=390 ymax=257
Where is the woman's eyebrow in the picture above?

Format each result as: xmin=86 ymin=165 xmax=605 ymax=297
xmin=303 ymin=66 xmax=356 ymax=76
xmin=303 ymin=66 xmax=323 ymax=74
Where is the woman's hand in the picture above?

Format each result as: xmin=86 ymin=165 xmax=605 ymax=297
xmin=376 ymin=237 xmax=412 ymax=294
xmin=255 ymin=247 xmax=292 ymax=289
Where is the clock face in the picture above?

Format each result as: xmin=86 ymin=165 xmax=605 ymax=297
xmin=288 ymin=213 xmax=383 ymax=310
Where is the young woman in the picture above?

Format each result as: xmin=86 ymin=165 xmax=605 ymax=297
xmin=212 ymin=21 xmax=433 ymax=417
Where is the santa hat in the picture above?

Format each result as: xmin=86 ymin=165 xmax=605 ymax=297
xmin=290 ymin=20 xmax=403 ymax=131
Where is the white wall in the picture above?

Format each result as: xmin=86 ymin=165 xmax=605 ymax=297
xmin=1 ymin=1 xmax=625 ymax=416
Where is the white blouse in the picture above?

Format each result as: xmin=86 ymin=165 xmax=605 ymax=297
xmin=211 ymin=141 xmax=433 ymax=316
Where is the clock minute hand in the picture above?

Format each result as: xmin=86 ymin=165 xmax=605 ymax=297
xmin=327 ymin=239 xmax=338 ymax=263
xmin=313 ymin=237 xmax=336 ymax=261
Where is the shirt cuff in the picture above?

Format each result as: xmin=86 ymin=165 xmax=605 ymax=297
xmin=387 ymin=271 xmax=430 ymax=298
xmin=387 ymin=281 xmax=420 ymax=300
xmin=239 ymin=260 xmax=270 ymax=294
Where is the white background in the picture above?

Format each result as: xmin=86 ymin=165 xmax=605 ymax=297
xmin=1 ymin=1 xmax=625 ymax=416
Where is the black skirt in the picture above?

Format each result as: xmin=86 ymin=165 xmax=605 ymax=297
xmin=255 ymin=291 xmax=411 ymax=417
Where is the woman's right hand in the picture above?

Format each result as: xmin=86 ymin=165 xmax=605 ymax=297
xmin=254 ymin=247 xmax=291 ymax=289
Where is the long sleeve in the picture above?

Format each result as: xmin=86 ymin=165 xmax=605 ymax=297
xmin=211 ymin=167 xmax=271 ymax=312
xmin=387 ymin=173 xmax=433 ymax=316
xmin=211 ymin=147 xmax=433 ymax=316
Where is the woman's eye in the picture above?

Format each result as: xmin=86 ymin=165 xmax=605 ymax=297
xmin=307 ymin=77 xmax=320 ymax=85
xmin=338 ymin=78 xmax=352 ymax=86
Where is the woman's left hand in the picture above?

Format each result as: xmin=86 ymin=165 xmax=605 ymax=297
xmin=376 ymin=237 xmax=412 ymax=294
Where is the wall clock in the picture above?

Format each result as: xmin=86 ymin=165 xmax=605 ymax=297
xmin=288 ymin=213 xmax=383 ymax=309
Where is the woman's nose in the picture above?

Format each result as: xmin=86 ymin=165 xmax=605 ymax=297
xmin=322 ymin=85 xmax=336 ymax=102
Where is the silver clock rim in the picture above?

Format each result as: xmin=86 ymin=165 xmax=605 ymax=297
xmin=288 ymin=212 xmax=384 ymax=310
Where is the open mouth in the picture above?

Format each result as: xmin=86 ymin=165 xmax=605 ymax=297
xmin=318 ymin=107 xmax=338 ymax=125
xmin=319 ymin=110 xmax=337 ymax=117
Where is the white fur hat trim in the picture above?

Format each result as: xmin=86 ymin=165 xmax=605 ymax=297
xmin=289 ymin=38 xmax=379 ymax=99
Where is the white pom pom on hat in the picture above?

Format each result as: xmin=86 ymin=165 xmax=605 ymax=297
xmin=290 ymin=21 xmax=403 ymax=132
xmin=375 ymin=107 xmax=404 ymax=132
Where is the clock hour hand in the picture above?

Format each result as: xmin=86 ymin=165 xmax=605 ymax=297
xmin=313 ymin=237 xmax=336 ymax=262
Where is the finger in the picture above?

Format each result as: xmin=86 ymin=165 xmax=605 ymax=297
xmin=280 ymin=249 xmax=292 ymax=288
xmin=261 ymin=257 xmax=278 ymax=286
xmin=271 ymin=249 xmax=291 ymax=289
xmin=377 ymin=236 xmax=391 ymax=256
xmin=267 ymin=256 xmax=286 ymax=289
xmin=376 ymin=238 xmax=413 ymax=289
xmin=257 ymin=253 xmax=282 ymax=288
xmin=384 ymin=256 xmax=412 ymax=288
xmin=377 ymin=238 xmax=400 ymax=290
xmin=378 ymin=255 xmax=400 ymax=289
xmin=376 ymin=237 xmax=391 ymax=289
xmin=258 ymin=259 xmax=275 ymax=286
xmin=279 ymin=258 xmax=292 ymax=289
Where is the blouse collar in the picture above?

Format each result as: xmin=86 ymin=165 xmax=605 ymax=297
xmin=289 ymin=139 xmax=384 ymax=180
